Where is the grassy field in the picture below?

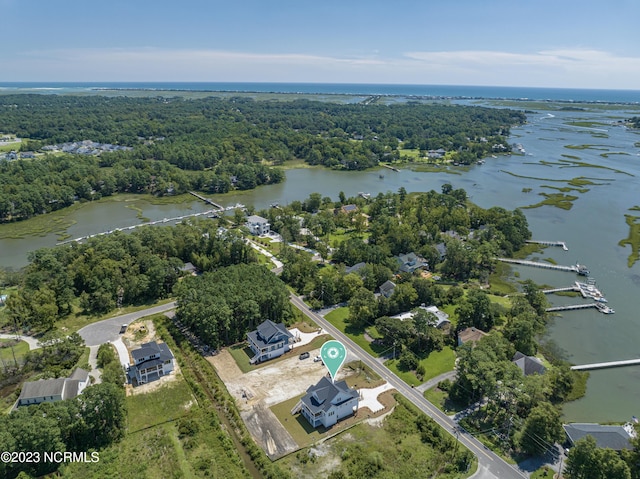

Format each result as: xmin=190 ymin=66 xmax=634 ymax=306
xmin=126 ymin=378 xmax=196 ymax=433
xmin=385 ymin=347 xmax=456 ymax=386
xmin=323 ymin=307 xmax=387 ymax=357
xmin=0 ymin=338 xmax=30 ymax=363
xmin=277 ymin=395 xmax=477 ymax=479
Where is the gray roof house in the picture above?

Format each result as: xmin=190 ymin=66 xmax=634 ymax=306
xmin=512 ymin=352 xmax=547 ymax=376
xmin=379 ymin=280 xmax=396 ymax=298
xmin=246 ymin=215 xmax=271 ymax=236
xmin=247 ymin=320 xmax=294 ymax=364
xmin=16 ymin=368 xmax=89 ymax=408
xmin=396 ymin=252 xmax=429 ymax=274
xmin=300 ymin=376 xmax=359 ymax=428
xmin=563 ymin=423 xmax=635 ymax=450
xmin=345 ymin=262 xmax=366 ymax=274
xmin=127 ymin=341 xmax=175 ymax=385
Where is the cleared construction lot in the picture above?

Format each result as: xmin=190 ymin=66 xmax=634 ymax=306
xmin=210 ymin=343 xmax=394 ymax=459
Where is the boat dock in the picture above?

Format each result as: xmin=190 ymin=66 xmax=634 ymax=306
xmin=189 ymin=191 xmax=224 ymax=210
xmin=381 ymin=164 xmax=400 ymax=172
xmin=526 ymin=240 xmax=569 ymax=251
xmin=546 ymin=303 xmax=598 ymax=312
xmin=497 ymin=258 xmax=579 ymax=272
xmin=571 ymin=358 xmax=640 ymax=371
xmin=542 ymin=286 xmax=579 ymax=294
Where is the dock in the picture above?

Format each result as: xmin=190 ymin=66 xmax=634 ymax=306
xmin=189 ymin=191 xmax=224 ymax=210
xmin=571 ymin=358 xmax=640 ymax=371
xmin=497 ymin=258 xmax=579 ymax=272
xmin=545 ymin=303 xmax=598 ymax=312
xmin=542 ymin=286 xmax=579 ymax=294
xmin=526 ymin=240 xmax=568 ymax=251
xmin=381 ymin=164 xmax=400 ymax=172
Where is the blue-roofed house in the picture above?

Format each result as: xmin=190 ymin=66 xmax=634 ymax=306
xmin=300 ymin=376 xmax=359 ymax=428
xmin=247 ymin=320 xmax=294 ymax=364
xmin=127 ymin=341 xmax=175 ymax=385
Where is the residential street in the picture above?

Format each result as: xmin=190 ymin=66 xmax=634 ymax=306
xmin=289 ymin=294 xmax=528 ymax=479
xmin=77 ymin=301 xmax=176 ymax=347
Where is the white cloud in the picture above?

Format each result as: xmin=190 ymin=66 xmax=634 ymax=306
xmin=5 ymin=47 xmax=640 ymax=89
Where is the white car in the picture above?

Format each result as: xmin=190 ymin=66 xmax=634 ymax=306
xmin=314 ymin=356 xmax=323 ymax=363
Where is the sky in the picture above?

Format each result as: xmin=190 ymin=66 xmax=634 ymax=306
xmin=2 ymin=0 xmax=639 ymax=89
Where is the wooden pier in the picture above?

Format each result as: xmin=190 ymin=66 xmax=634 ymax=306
xmin=542 ymin=286 xmax=579 ymax=294
xmin=497 ymin=258 xmax=578 ymax=273
xmin=189 ymin=191 xmax=224 ymax=210
xmin=571 ymin=358 xmax=640 ymax=371
xmin=381 ymin=164 xmax=400 ymax=172
xmin=545 ymin=303 xmax=598 ymax=312
xmin=526 ymin=240 xmax=568 ymax=251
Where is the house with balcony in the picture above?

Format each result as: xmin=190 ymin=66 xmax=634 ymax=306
xmin=299 ymin=376 xmax=359 ymax=428
xmin=247 ymin=319 xmax=294 ymax=364
xmin=127 ymin=341 xmax=175 ymax=385
xmin=246 ymin=215 xmax=271 ymax=236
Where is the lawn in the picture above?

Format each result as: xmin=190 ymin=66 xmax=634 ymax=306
xmin=126 ymin=377 xmax=196 ymax=433
xmin=324 ymin=307 xmax=387 ymax=357
xmin=424 ymin=387 xmax=466 ymax=414
xmin=0 ymin=338 xmax=30 ymax=363
xmin=385 ymin=346 xmax=455 ymax=387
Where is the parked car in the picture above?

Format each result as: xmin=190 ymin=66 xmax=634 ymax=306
xmin=119 ymin=324 xmax=127 ymax=334
xmin=299 ymin=352 xmax=310 ymax=360
xmin=313 ymin=356 xmax=323 ymax=363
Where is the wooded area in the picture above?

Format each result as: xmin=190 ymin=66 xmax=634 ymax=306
xmin=0 ymin=94 xmax=525 ymax=222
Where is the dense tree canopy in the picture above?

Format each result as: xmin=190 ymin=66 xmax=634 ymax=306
xmin=174 ymin=263 xmax=293 ymax=348
xmin=0 ymin=94 xmax=524 ymax=222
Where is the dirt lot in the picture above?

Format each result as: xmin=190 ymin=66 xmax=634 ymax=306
xmin=123 ymin=319 xmax=181 ymax=397
xmin=209 ymin=346 xmax=394 ymax=459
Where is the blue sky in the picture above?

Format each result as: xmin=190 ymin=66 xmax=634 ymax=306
xmin=2 ymin=0 xmax=639 ymax=89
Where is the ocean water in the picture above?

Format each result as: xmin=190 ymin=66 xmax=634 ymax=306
xmin=1 ymin=82 xmax=639 ymax=104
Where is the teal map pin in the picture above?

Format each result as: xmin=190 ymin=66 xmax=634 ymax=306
xmin=320 ymin=340 xmax=347 ymax=382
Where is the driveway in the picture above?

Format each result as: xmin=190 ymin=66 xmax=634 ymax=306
xmin=77 ymin=302 xmax=176 ymax=347
xmin=0 ymin=333 xmax=41 ymax=350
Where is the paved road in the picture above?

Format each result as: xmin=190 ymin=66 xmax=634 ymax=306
xmin=290 ymin=294 xmax=527 ymax=479
xmin=0 ymin=333 xmax=41 ymax=350
xmin=77 ymin=302 xmax=176 ymax=347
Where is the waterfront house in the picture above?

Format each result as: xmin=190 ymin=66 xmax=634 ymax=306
xmin=300 ymin=376 xmax=359 ymax=428
xmin=247 ymin=319 xmax=294 ymax=364
xmin=246 ymin=215 xmax=271 ymax=236
xmin=563 ymin=423 xmax=635 ymax=451
xmin=512 ymin=351 xmax=546 ymax=376
xmin=127 ymin=341 xmax=175 ymax=385
xmin=16 ymin=368 xmax=89 ymax=408
xmin=341 ymin=204 xmax=358 ymax=214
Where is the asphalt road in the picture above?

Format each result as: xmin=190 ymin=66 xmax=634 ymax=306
xmin=77 ymin=301 xmax=176 ymax=347
xmin=289 ymin=294 xmax=528 ymax=479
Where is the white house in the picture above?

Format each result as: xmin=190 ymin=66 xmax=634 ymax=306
xmin=247 ymin=319 xmax=294 ymax=364
xmin=246 ymin=215 xmax=271 ymax=236
xmin=127 ymin=341 xmax=175 ymax=385
xmin=16 ymin=368 xmax=89 ymax=408
xmin=300 ymin=376 xmax=359 ymax=428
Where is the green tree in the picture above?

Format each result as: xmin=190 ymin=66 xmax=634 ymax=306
xmin=565 ymin=435 xmax=631 ymax=479
xmin=348 ymin=287 xmax=377 ymax=328
xmin=77 ymin=382 xmax=126 ymax=448
xmin=516 ymin=402 xmax=564 ymax=455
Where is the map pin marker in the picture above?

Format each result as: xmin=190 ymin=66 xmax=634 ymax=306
xmin=320 ymin=340 xmax=347 ymax=383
